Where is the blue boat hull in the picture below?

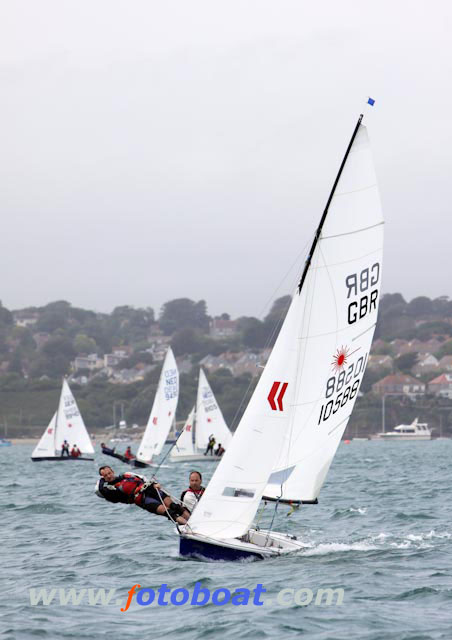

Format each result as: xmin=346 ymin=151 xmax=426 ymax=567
xmin=179 ymin=536 xmax=265 ymax=562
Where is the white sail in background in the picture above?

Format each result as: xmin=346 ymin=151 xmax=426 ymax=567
xmin=31 ymin=413 xmax=57 ymax=458
xmin=55 ymin=379 xmax=95 ymax=454
xmin=195 ymin=369 xmax=232 ymax=451
xmin=137 ymin=347 xmax=179 ymax=463
xmin=188 ymin=122 xmax=383 ymax=539
xmin=170 ymin=407 xmax=195 ymax=459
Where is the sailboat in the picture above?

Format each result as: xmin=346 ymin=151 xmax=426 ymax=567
xmin=101 ymin=348 xmax=179 ymax=468
xmin=31 ymin=379 xmax=95 ymax=461
xmin=178 ymin=111 xmax=384 ymax=560
xmin=170 ymin=368 xmax=232 ymax=462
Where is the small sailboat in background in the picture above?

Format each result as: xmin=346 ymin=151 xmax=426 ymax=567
xmin=179 ymin=109 xmax=384 ymax=560
xmin=31 ymin=379 xmax=95 ymax=461
xmin=170 ymin=368 xmax=232 ymax=462
xmin=102 ymin=348 xmax=180 ymax=468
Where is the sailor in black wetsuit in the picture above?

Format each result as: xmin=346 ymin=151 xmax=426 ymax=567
xmin=61 ymin=440 xmax=70 ymax=457
xmin=95 ymin=466 xmax=190 ymax=524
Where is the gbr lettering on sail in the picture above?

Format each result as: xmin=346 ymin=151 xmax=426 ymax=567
xmin=346 ymin=262 xmax=380 ymax=324
xmin=317 ymin=261 xmax=381 ymax=426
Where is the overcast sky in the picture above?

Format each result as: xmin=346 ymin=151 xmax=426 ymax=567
xmin=1 ymin=1 xmax=451 ymax=319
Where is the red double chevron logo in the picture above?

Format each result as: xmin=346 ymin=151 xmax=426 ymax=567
xmin=268 ymin=381 xmax=288 ymax=411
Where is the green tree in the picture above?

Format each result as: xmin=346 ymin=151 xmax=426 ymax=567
xmin=394 ymin=352 xmax=419 ymax=373
xmin=159 ymin=299 xmax=209 ymax=335
xmin=263 ymin=295 xmax=291 ymax=346
xmin=407 ymin=296 xmax=433 ymax=317
xmin=73 ymin=333 xmax=98 ymax=355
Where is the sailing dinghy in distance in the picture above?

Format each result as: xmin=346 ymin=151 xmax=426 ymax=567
xmin=179 ymin=112 xmax=384 ymax=561
xmin=31 ymin=379 xmax=95 ymax=461
xmin=101 ymin=348 xmax=179 ymax=468
xmin=170 ymin=368 xmax=232 ymax=463
xmin=135 ymin=347 xmax=179 ymax=467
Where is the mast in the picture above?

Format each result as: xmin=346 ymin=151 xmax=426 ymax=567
xmin=297 ymin=113 xmax=364 ymax=295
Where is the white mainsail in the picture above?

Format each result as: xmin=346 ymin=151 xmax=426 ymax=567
xmin=55 ymin=379 xmax=95 ymax=454
xmin=170 ymin=407 xmax=196 ymax=459
xmin=195 ymin=369 xmax=232 ymax=451
xmin=137 ymin=347 xmax=179 ymax=463
xmin=31 ymin=413 xmax=57 ymax=458
xmin=188 ymin=121 xmax=383 ymax=539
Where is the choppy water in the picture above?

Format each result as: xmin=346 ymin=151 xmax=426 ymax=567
xmin=2 ymin=440 xmax=452 ymax=639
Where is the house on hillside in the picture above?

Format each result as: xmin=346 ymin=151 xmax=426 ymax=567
xmin=367 ymin=354 xmax=393 ymax=370
xmin=13 ymin=311 xmax=39 ymax=328
xmin=439 ymin=355 xmax=452 ymax=372
xmin=210 ymin=317 xmax=238 ymax=339
xmin=73 ymin=354 xmax=104 ymax=372
xmin=372 ymin=374 xmax=425 ymax=397
xmin=230 ymin=352 xmax=262 ymax=377
xmin=412 ymin=353 xmax=439 ymax=376
xmin=428 ymin=373 xmax=452 ymax=398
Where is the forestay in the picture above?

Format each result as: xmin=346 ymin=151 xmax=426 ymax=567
xmin=195 ymin=369 xmax=232 ymax=451
xmin=137 ymin=347 xmax=179 ymax=463
xmin=188 ymin=122 xmax=383 ymax=539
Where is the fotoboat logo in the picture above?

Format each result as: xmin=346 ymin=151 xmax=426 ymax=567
xmin=267 ymin=381 xmax=288 ymax=411
xmin=28 ymin=584 xmax=344 ymax=609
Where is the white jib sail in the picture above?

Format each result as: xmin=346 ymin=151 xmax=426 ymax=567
xmin=170 ymin=407 xmax=195 ymax=458
xmin=137 ymin=347 xmax=179 ymax=462
xmin=188 ymin=122 xmax=383 ymax=539
xmin=55 ymin=379 xmax=95 ymax=454
xmin=195 ymin=368 xmax=232 ymax=451
xmin=32 ymin=413 xmax=57 ymax=458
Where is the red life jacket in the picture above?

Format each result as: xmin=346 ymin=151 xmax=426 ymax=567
xmin=114 ymin=474 xmax=144 ymax=503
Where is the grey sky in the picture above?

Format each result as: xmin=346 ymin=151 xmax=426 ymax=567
xmin=1 ymin=1 xmax=451 ymax=319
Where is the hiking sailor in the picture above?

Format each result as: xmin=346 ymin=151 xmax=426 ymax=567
xmin=95 ymin=466 xmax=190 ymax=524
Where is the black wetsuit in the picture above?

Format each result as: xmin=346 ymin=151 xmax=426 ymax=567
xmin=96 ymin=474 xmax=184 ymax=519
xmin=61 ymin=443 xmax=70 ymax=457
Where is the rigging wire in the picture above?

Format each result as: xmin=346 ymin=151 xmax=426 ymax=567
xmin=229 ymin=239 xmax=312 ymax=433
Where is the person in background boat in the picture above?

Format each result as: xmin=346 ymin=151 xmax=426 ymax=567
xmin=124 ymin=446 xmax=135 ymax=461
xmin=101 ymin=443 xmax=116 ymax=455
xmin=180 ymin=470 xmax=205 ymax=513
xmin=215 ymin=443 xmax=225 ymax=457
xmin=204 ymin=435 xmax=216 ymax=456
xmin=60 ymin=440 xmax=70 ymax=457
xmin=95 ymin=466 xmax=190 ymax=524
xmin=70 ymin=444 xmax=81 ymax=458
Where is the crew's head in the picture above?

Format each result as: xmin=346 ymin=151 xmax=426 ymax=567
xmin=101 ymin=442 xmax=105 ymax=447
xmin=189 ymin=470 xmax=202 ymax=490
xmin=99 ymin=465 xmax=115 ymax=482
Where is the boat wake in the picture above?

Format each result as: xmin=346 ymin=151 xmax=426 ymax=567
xmin=299 ymin=529 xmax=451 ymax=556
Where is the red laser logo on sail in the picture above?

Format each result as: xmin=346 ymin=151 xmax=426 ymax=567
xmin=331 ymin=346 xmax=349 ymax=372
xmin=268 ymin=381 xmax=288 ymax=411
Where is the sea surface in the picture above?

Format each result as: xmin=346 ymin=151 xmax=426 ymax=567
xmin=2 ymin=440 xmax=452 ymax=640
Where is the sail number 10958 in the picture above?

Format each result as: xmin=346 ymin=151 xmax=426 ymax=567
xmin=318 ymin=353 xmax=368 ymax=425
